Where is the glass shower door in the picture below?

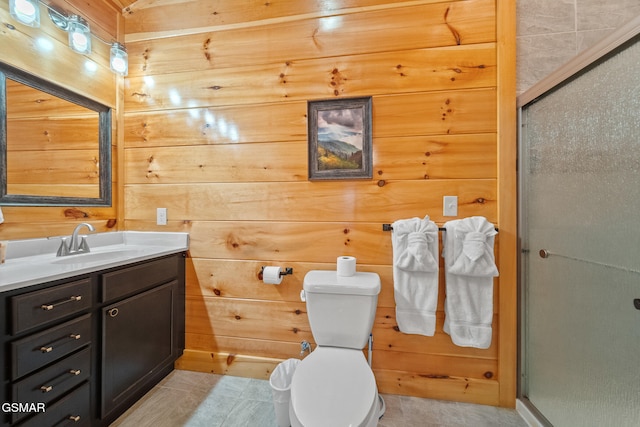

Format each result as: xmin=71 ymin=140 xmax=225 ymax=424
xmin=519 ymin=34 xmax=640 ymax=426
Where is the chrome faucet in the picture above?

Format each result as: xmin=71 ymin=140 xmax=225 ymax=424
xmin=57 ymin=223 xmax=96 ymax=256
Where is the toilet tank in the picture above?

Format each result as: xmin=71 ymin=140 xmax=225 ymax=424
xmin=303 ymin=271 xmax=380 ymax=349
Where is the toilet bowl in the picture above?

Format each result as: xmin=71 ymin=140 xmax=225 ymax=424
xmin=289 ymin=347 xmax=379 ymax=427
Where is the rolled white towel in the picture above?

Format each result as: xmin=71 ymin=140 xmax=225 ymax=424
xmin=443 ymin=216 xmax=498 ymax=349
xmin=392 ymin=215 xmax=439 ymax=336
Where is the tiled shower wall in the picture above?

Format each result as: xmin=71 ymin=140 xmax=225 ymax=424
xmin=517 ymin=0 xmax=640 ymax=94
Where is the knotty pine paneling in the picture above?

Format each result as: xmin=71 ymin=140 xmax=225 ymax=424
xmin=186 ymin=221 xmax=393 ymax=265
xmin=126 ymin=1 xmax=495 ymax=73
xmin=184 ymin=333 xmax=304 ymax=359
xmin=372 ymin=350 xmax=497 ymax=379
xmin=124 ymin=134 xmax=496 ymax=183
xmin=374 ymin=370 xmax=500 ymax=406
xmin=124 ymin=51 xmax=495 ymax=112
xmin=375 ymin=134 xmax=498 ymax=180
xmin=123 ymin=102 xmax=308 ymax=147
xmin=121 ymin=0 xmax=517 ymax=407
xmin=124 ymin=0 xmax=482 ymax=42
xmin=175 ymin=350 xmax=283 ymax=379
xmin=125 ymin=141 xmax=308 ymax=183
xmin=124 ymin=180 xmax=496 ymax=223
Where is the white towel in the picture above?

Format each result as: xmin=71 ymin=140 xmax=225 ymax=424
xmin=0 ymin=206 xmax=4 ymax=224
xmin=391 ymin=215 xmax=439 ymax=336
xmin=443 ymin=216 xmax=498 ymax=349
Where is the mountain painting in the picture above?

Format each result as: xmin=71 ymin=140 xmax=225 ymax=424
xmin=308 ymin=97 xmax=372 ymax=180
xmin=316 ymin=107 xmax=364 ymax=171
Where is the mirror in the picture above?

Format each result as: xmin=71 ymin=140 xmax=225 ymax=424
xmin=0 ymin=62 xmax=111 ymax=206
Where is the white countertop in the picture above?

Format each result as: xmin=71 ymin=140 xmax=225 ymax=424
xmin=0 ymin=231 xmax=189 ymax=292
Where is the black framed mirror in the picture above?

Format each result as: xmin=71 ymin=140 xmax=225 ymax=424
xmin=0 ymin=62 xmax=112 ymax=206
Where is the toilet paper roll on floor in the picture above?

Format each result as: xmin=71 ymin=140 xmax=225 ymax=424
xmin=262 ymin=266 xmax=283 ymax=285
xmin=337 ymin=256 xmax=356 ymax=276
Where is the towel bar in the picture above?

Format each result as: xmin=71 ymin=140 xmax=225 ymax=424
xmin=382 ymin=223 xmax=498 ymax=232
xmin=538 ymin=249 xmax=640 ymax=275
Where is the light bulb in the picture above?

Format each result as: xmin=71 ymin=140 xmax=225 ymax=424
xmin=110 ymin=42 xmax=128 ymax=76
xmin=10 ymin=0 xmax=40 ymax=27
xmin=67 ymin=15 xmax=91 ymax=55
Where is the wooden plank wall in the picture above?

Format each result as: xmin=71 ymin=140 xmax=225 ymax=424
xmin=0 ymin=0 xmax=123 ymax=239
xmin=122 ymin=0 xmax=517 ymax=407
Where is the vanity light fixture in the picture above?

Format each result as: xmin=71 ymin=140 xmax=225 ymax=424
xmin=9 ymin=0 xmax=40 ymax=27
xmin=67 ymin=15 xmax=92 ymax=55
xmin=110 ymin=42 xmax=128 ymax=76
xmin=10 ymin=1 xmax=127 ymax=76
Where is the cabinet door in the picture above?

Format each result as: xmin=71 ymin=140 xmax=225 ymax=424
xmin=101 ymin=281 xmax=176 ymax=418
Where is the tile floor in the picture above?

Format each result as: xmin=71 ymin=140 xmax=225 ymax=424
xmin=112 ymin=370 xmax=528 ymax=427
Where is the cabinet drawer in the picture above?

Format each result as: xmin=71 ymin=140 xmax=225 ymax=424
xmin=11 ymin=314 xmax=91 ymax=379
xmin=12 ymin=347 xmax=91 ymax=423
xmin=20 ymin=381 xmax=90 ymax=427
xmin=11 ymin=278 xmax=92 ymax=334
xmin=101 ymin=255 xmax=179 ymax=302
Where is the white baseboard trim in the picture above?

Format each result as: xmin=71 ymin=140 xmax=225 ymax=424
xmin=516 ymin=399 xmax=545 ymax=427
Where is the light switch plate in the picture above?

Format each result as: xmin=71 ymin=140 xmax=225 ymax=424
xmin=157 ymin=208 xmax=167 ymax=225
xmin=443 ymin=196 xmax=458 ymax=217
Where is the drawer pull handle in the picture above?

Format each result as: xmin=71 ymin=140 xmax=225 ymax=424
xmin=40 ymin=333 xmax=82 ymax=353
xmin=39 ymin=369 xmax=82 ymax=393
xmin=69 ymin=415 xmax=81 ymax=422
xmin=41 ymin=295 xmax=83 ymax=311
xmin=108 ymin=308 xmax=119 ymax=318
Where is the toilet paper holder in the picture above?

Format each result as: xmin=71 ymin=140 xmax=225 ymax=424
xmin=258 ymin=266 xmax=293 ymax=280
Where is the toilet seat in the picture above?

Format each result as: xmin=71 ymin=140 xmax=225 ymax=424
xmin=289 ymin=347 xmax=378 ymax=427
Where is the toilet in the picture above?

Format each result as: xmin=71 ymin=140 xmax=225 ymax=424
xmin=289 ymin=270 xmax=383 ymax=427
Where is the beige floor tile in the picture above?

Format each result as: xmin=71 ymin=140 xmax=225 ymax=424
xmin=112 ymin=370 xmax=527 ymax=427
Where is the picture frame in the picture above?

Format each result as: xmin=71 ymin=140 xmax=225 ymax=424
xmin=307 ymin=97 xmax=372 ymax=180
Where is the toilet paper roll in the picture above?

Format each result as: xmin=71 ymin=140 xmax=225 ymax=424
xmin=337 ymin=256 xmax=356 ymax=277
xmin=262 ymin=266 xmax=283 ymax=285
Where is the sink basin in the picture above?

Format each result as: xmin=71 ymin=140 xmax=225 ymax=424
xmin=51 ymin=248 xmax=142 ymax=264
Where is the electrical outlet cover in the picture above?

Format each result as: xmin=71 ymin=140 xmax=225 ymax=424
xmin=443 ymin=196 xmax=458 ymax=216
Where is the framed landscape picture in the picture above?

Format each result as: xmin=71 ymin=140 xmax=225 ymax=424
xmin=307 ymin=97 xmax=372 ymax=180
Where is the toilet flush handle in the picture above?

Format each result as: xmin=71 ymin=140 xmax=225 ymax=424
xmin=300 ymin=290 xmax=306 ymax=302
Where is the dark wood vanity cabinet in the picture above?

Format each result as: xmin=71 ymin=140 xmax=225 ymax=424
xmin=99 ymin=256 xmax=185 ymax=422
xmin=0 ymin=253 xmax=185 ymax=427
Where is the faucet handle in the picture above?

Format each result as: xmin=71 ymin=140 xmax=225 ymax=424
xmin=78 ymin=236 xmax=91 ymax=253
xmin=56 ymin=237 xmax=70 ymax=257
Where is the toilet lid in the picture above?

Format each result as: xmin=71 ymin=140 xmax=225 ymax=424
xmin=290 ymin=347 xmax=377 ymax=427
